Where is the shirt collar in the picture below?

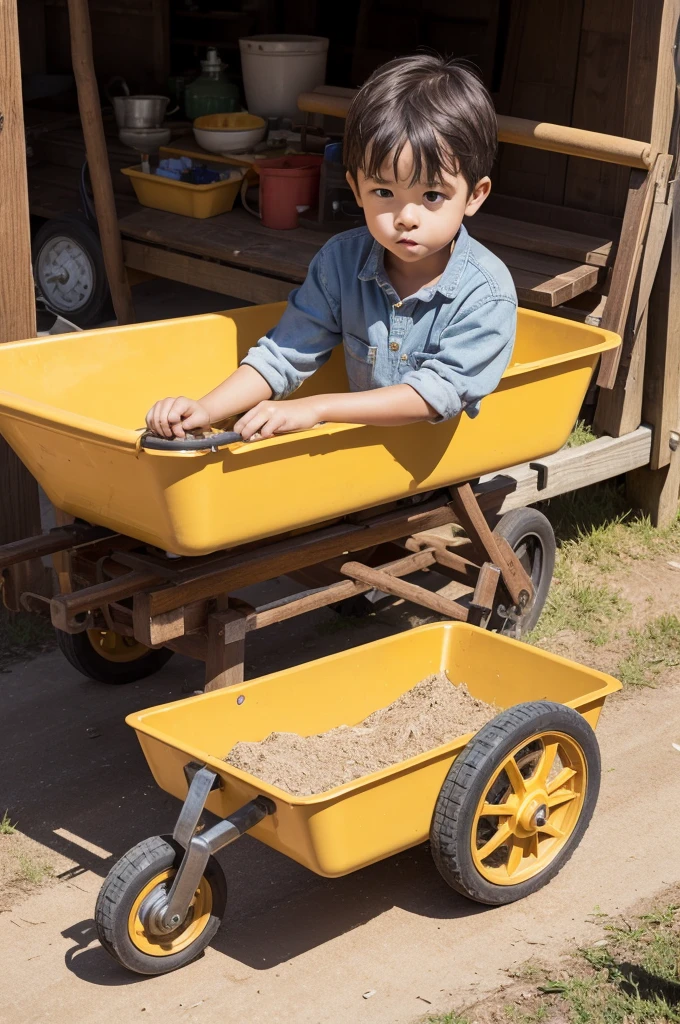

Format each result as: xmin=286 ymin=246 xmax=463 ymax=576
xmin=357 ymin=223 xmax=471 ymax=299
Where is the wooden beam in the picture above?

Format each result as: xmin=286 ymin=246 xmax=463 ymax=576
xmin=626 ymin=452 xmax=680 ymax=527
xmin=595 ymin=155 xmax=673 ymax=430
xmin=638 ymin=181 xmax=680 ymax=471
xmin=0 ymin=0 xmax=45 ymax=587
xmin=476 ymin=427 xmax=653 ymax=512
xmin=122 ymin=241 xmax=292 ymax=305
xmin=67 ymin=0 xmax=135 ymax=324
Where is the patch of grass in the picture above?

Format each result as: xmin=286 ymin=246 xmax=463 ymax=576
xmin=617 ymin=614 xmax=680 ymax=687
xmin=0 ymin=811 xmax=17 ymax=836
xmin=565 ymin=420 xmax=598 ymax=448
xmin=426 ymin=1014 xmax=472 ymax=1024
xmin=0 ymin=610 xmax=55 ymax=669
xmin=15 ymin=852 xmax=53 ymax=886
xmin=529 ymin=564 xmax=629 ymax=644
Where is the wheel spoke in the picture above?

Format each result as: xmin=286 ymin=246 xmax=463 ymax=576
xmin=481 ymin=801 xmax=516 ymax=817
xmin=535 ymin=741 xmax=559 ymax=786
xmin=538 ymin=821 xmax=565 ymax=840
xmin=529 ymin=833 xmax=540 ymax=859
xmin=506 ymin=838 xmax=525 ymax=876
xmin=546 ymin=766 xmax=577 ymax=794
xmin=547 ymin=788 xmax=578 ymax=809
xmin=476 ymin=822 xmax=512 ymax=862
xmin=503 ymin=756 xmax=526 ymax=796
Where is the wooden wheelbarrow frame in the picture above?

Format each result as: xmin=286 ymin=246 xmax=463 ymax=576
xmin=0 ymin=481 xmax=534 ymax=690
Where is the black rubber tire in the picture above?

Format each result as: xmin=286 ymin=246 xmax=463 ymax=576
xmin=95 ymin=835 xmax=227 ymax=975
xmin=487 ymin=507 xmax=556 ymax=636
xmin=430 ymin=701 xmax=601 ymax=906
xmin=33 ymin=216 xmax=112 ymax=327
xmin=56 ymin=630 xmax=174 ymax=684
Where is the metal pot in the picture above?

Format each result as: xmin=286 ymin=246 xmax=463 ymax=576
xmin=113 ymin=94 xmax=174 ymax=129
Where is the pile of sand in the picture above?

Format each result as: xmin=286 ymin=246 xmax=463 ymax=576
xmin=225 ymin=673 xmax=498 ymax=796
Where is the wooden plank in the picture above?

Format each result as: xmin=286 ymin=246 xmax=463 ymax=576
xmin=0 ymin=0 xmax=36 ymax=343
xmin=595 ymin=155 xmax=673 ymax=430
xmin=204 ymin=611 xmax=245 ymax=691
xmin=476 ymin=426 xmax=653 ymax=512
xmin=118 ymin=207 xmax=331 ymax=283
xmin=122 ymin=242 xmax=293 ymax=305
xmin=626 ymin=452 xmax=680 ymax=527
xmin=0 ymin=524 xmax=113 ymax=571
xmin=467 ymin=212 xmax=614 ymax=267
xmin=639 ymin=183 xmax=680 ymax=470
xmin=650 ymin=0 xmax=680 ymax=156
xmin=594 ymin=162 xmax=661 ymax=392
xmin=483 ymin=192 xmax=623 ymax=240
xmin=495 ymin=0 xmax=584 ymax=206
xmin=563 ymin=0 xmax=635 ymax=219
xmin=0 ymin=0 xmax=45 ymax=587
xmin=340 ymin=561 xmax=469 ymax=621
xmin=485 ymin=243 xmax=600 ymax=305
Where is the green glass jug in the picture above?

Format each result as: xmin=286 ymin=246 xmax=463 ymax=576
xmin=184 ymin=48 xmax=240 ymax=120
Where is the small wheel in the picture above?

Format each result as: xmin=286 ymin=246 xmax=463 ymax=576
xmin=95 ymin=835 xmax=227 ymax=975
xmin=56 ymin=629 xmax=174 ymax=684
xmin=33 ymin=216 xmax=112 ymax=327
xmin=430 ymin=701 xmax=600 ymax=906
xmin=487 ymin=507 xmax=556 ymax=636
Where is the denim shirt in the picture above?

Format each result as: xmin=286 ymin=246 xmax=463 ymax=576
xmin=241 ymin=223 xmax=517 ymax=421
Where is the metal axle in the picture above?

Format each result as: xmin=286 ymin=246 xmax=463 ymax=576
xmin=140 ymin=766 xmax=275 ymax=935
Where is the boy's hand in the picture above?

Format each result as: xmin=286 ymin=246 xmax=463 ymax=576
xmin=235 ymin=398 xmax=323 ymax=441
xmin=146 ymin=397 xmax=211 ymax=439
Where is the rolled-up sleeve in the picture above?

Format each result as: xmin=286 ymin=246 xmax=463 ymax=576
xmin=402 ymin=297 xmax=517 ymax=422
xmin=241 ymin=248 xmax=342 ymax=399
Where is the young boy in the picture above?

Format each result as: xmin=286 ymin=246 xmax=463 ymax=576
xmin=146 ymin=54 xmax=517 ymax=441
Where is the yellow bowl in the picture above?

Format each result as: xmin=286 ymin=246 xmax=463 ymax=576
xmin=193 ymin=112 xmax=266 ymax=131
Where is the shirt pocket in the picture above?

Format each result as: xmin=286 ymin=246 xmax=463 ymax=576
xmin=343 ymin=332 xmax=377 ymax=391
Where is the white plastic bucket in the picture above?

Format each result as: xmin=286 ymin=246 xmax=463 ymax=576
xmin=239 ymin=35 xmax=329 ymax=120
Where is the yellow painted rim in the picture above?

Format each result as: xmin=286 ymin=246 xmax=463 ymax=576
xmin=127 ymin=867 xmax=213 ymax=957
xmin=471 ymin=731 xmax=587 ymax=886
xmin=87 ymin=630 xmax=150 ymax=664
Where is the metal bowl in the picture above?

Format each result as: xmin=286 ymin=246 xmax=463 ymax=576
xmin=113 ymin=95 xmax=172 ymax=130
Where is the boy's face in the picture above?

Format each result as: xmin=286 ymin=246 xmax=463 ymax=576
xmin=347 ymin=142 xmax=490 ymax=266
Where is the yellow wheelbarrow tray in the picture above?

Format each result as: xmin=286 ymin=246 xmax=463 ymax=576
xmin=98 ymin=622 xmax=620 ymax=974
xmin=0 ymin=303 xmax=620 ymax=556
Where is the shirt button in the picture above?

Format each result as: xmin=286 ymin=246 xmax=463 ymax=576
xmin=394 ymin=301 xmax=403 ymax=308
xmin=400 ymin=354 xmax=408 ymax=362
xmin=389 ymin=342 xmax=400 ymax=351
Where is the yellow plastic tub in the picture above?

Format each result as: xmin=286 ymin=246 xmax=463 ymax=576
xmin=0 ymin=303 xmax=619 ymax=555
xmin=127 ymin=622 xmax=621 ymax=877
xmin=121 ymin=164 xmax=243 ymax=218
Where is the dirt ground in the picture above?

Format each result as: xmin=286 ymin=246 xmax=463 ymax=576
xmin=2 ymin=539 xmax=680 ymax=1024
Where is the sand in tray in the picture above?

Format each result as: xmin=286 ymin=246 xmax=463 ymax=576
xmin=224 ymin=673 xmax=499 ymax=797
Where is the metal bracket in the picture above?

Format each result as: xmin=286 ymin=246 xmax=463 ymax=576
xmin=529 ymin=461 xmax=549 ymax=491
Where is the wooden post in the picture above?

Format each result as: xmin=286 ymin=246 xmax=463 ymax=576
xmin=67 ymin=0 xmax=135 ymax=325
xmin=625 ymin=178 xmax=680 ymax=525
xmin=0 ymin=0 xmax=44 ymax=587
xmin=204 ymin=610 xmax=246 ymax=691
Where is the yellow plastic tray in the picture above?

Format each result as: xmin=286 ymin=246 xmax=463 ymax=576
xmin=121 ymin=164 xmax=243 ymax=219
xmin=127 ymin=622 xmax=621 ymax=877
xmin=0 ymin=303 xmax=620 ymax=555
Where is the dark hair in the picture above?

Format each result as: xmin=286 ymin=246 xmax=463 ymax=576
xmin=343 ymin=54 xmax=497 ymax=193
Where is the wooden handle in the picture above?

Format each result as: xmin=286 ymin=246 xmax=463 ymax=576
xmin=297 ymin=92 xmax=654 ymax=169
xmin=497 ymin=115 xmax=653 ymax=169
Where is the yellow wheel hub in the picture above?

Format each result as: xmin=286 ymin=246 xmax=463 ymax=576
xmin=471 ymin=731 xmax=586 ymax=886
xmin=87 ymin=630 xmax=150 ymax=664
xmin=128 ymin=868 xmax=213 ymax=956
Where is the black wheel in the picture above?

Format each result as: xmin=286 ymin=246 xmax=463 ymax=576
xmin=430 ymin=701 xmax=600 ymax=906
xmin=95 ymin=835 xmax=227 ymax=975
xmin=487 ymin=507 xmax=556 ymax=636
xmin=33 ymin=216 xmax=112 ymax=327
xmin=56 ymin=629 xmax=174 ymax=684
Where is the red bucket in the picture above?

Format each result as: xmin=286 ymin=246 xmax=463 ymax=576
xmin=255 ymin=155 xmax=322 ymax=229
